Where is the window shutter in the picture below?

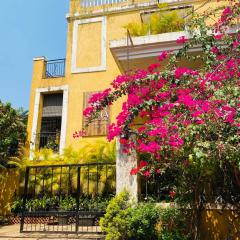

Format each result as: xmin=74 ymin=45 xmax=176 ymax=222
xmin=42 ymin=93 xmax=63 ymax=117
xmin=83 ymin=92 xmax=110 ymax=136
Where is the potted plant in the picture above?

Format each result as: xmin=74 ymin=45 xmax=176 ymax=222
xmin=58 ymin=196 xmax=76 ymax=225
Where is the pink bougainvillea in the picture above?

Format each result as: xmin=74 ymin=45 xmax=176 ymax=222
xmin=77 ymin=1 xmax=240 ymax=179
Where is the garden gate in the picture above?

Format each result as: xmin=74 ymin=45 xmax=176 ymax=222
xmin=20 ymin=163 xmax=116 ymax=234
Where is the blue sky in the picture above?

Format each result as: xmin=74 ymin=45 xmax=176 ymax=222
xmin=0 ymin=0 xmax=69 ymax=110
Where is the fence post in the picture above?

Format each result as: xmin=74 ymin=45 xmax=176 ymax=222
xmin=75 ymin=166 xmax=81 ymax=233
xmin=20 ymin=167 xmax=30 ymax=232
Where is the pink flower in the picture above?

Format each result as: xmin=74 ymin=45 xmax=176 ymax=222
xmin=211 ymin=47 xmax=219 ymax=54
xmin=196 ymin=119 xmax=204 ymax=125
xmin=139 ymin=141 xmax=160 ymax=153
xmin=175 ymin=67 xmax=198 ymax=79
xmin=178 ymin=94 xmax=195 ymax=107
xmin=233 ymin=41 xmax=240 ymax=48
xmin=139 ymin=161 xmax=148 ymax=168
xmin=226 ymin=59 xmax=237 ymax=69
xmin=130 ymin=167 xmax=140 ymax=175
xmin=112 ymin=75 xmax=128 ymax=88
xmin=73 ymin=130 xmax=86 ymax=138
xmin=169 ymin=134 xmax=184 ymax=147
xmin=88 ymin=88 xmax=111 ymax=104
xmin=191 ymin=111 xmax=203 ymax=118
xmin=107 ymin=123 xmax=121 ymax=141
xmin=143 ymin=170 xmax=151 ymax=178
xmin=154 ymin=92 xmax=170 ymax=101
xmin=148 ymin=63 xmax=160 ymax=73
xmin=176 ymin=36 xmax=188 ymax=44
xmin=127 ymin=93 xmax=142 ymax=106
xmin=216 ymin=54 xmax=226 ymax=61
xmin=214 ymin=34 xmax=223 ymax=41
xmin=169 ymin=191 xmax=176 ymax=199
xmin=116 ymin=110 xmax=129 ymax=125
xmin=222 ymin=6 xmax=232 ymax=16
xmin=148 ymin=127 xmax=168 ymax=138
xmin=83 ymin=107 xmax=94 ymax=117
xmin=158 ymin=51 xmax=168 ymax=61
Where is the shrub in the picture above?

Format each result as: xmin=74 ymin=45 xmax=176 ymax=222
xmin=100 ymin=190 xmax=132 ymax=240
xmin=157 ymin=207 xmax=189 ymax=240
xmin=101 ymin=192 xmax=189 ymax=240
xmin=128 ymin=203 xmax=160 ymax=240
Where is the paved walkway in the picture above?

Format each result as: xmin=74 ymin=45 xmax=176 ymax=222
xmin=0 ymin=225 xmax=104 ymax=240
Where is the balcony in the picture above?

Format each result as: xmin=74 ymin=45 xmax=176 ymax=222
xmin=44 ymin=59 xmax=66 ymax=78
xmin=110 ymin=30 xmax=196 ymax=72
xmin=68 ymin=0 xmax=160 ymax=18
xmin=36 ymin=132 xmax=60 ymax=152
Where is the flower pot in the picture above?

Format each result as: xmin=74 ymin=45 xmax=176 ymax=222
xmin=58 ymin=215 xmax=68 ymax=225
xmin=78 ymin=215 xmax=95 ymax=226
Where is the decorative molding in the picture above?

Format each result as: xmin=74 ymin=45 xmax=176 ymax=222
xmin=30 ymin=85 xmax=69 ymax=159
xmin=71 ymin=16 xmax=107 ymax=73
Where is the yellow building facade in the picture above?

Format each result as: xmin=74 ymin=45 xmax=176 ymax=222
xmin=27 ymin=0 xmax=225 ymax=155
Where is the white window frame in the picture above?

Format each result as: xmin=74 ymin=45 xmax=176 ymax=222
xmin=71 ymin=16 xmax=107 ymax=73
xmin=30 ymin=85 xmax=69 ymax=159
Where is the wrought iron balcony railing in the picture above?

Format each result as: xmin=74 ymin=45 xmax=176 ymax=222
xmin=45 ymin=59 xmax=66 ymax=78
xmin=36 ymin=132 xmax=60 ymax=152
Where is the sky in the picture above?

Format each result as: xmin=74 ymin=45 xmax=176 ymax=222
xmin=0 ymin=0 xmax=69 ymax=110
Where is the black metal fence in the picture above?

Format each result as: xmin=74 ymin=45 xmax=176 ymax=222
xmin=45 ymin=59 xmax=66 ymax=78
xmin=140 ymin=171 xmax=177 ymax=202
xmin=20 ymin=163 xmax=116 ymax=234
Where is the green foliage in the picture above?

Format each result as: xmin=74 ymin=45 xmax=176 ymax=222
xmin=59 ymin=196 xmax=76 ymax=211
xmin=100 ymin=190 xmax=132 ymax=240
xmin=80 ymin=195 xmax=114 ymax=211
xmin=11 ymin=195 xmax=113 ymax=213
xmin=14 ymin=140 xmax=116 ymax=197
xmin=128 ymin=203 xmax=160 ymax=240
xmin=44 ymin=134 xmax=60 ymax=152
xmin=158 ymin=207 xmax=189 ymax=240
xmin=26 ymin=195 xmax=53 ymax=212
xmin=125 ymin=5 xmax=184 ymax=37
xmin=125 ymin=22 xmax=149 ymax=37
xmin=0 ymin=101 xmax=27 ymax=167
xmin=150 ymin=11 xmax=184 ymax=35
xmin=100 ymin=192 xmax=189 ymax=240
xmin=10 ymin=197 xmax=24 ymax=213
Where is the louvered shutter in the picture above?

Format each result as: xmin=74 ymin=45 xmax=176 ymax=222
xmin=42 ymin=94 xmax=63 ymax=117
xmin=83 ymin=92 xmax=110 ymax=136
